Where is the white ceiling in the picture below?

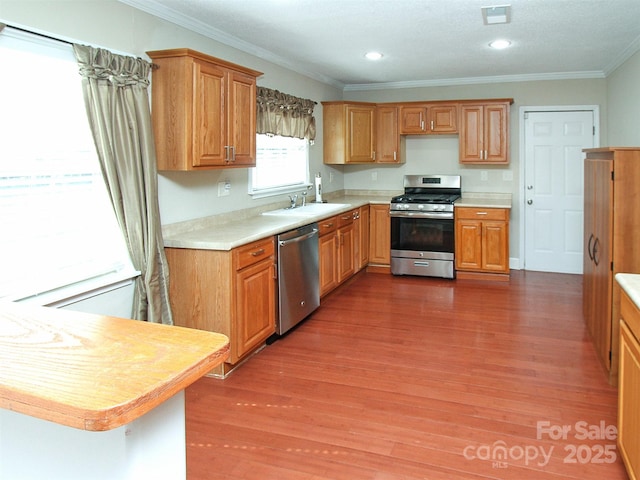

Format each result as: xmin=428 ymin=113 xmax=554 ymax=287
xmin=121 ymin=0 xmax=640 ymax=90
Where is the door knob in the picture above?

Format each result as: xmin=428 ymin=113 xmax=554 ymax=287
xmin=527 ymin=199 xmax=533 ymax=205
xmin=527 ymin=185 xmax=533 ymax=190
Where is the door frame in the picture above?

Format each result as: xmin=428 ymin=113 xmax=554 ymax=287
xmin=517 ymin=105 xmax=600 ymax=270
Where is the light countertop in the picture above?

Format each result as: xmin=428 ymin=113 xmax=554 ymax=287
xmin=616 ymin=273 xmax=640 ymax=310
xmin=162 ymin=193 xmax=396 ymax=251
xmin=0 ymin=302 xmax=229 ymax=431
xmin=455 ymin=192 xmax=512 ymax=209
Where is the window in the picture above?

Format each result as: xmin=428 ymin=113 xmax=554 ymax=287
xmin=0 ymin=28 xmax=136 ymax=303
xmin=249 ymin=134 xmax=310 ymax=197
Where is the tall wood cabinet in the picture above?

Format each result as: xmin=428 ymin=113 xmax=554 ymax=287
xmin=147 ymin=49 xmax=262 ymax=170
xmin=583 ymin=148 xmax=640 ymax=384
xmin=368 ymin=204 xmax=391 ymax=268
xmin=164 ymin=237 xmax=276 ymax=376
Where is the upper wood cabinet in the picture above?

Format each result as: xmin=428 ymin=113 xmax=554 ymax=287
xmin=399 ymin=103 xmax=458 ymax=134
xmin=147 ymin=49 xmax=262 ymax=171
xmin=459 ymin=100 xmax=511 ymax=164
xmin=323 ymin=102 xmax=376 ymax=164
xmin=376 ymin=106 xmax=403 ymax=163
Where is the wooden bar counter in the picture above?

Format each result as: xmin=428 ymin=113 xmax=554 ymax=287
xmin=0 ymin=301 xmax=229 ymax=480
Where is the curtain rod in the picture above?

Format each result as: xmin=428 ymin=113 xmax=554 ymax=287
xmin=3 ymin=23 xmax=74 ymax=46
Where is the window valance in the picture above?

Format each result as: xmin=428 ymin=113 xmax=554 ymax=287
xmin=256 ymin=87 xmax=316 ymax=141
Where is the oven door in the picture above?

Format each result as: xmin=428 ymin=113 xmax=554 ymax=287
xmin=390 ymin=211 xmax=456 ymax=278
xmin=390 ymin=211 xmax=455 ymax=255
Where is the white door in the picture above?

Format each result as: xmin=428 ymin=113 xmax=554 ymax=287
xmin=523 ymin=110 xmax=595 ymax=273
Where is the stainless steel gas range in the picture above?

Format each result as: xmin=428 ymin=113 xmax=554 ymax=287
xmin=390 ymin=174 xmax=461 ymax=279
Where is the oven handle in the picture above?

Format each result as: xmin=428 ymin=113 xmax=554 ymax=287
xmin=390 ymin=211 xmax=454 ymax=220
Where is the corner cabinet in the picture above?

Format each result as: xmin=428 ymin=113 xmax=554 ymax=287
xmin=618 ymin=287 xmax=640 ymax=480
xmin=322 ymin=102 xmax=404 ymax=164
xmin=164 ymin=237 xmax=276 ymax=376
xmin=147 ymin=49 xmax=262 ymax=171
xmin=583 ymin=147 xmax=640 ymax=384
xmin=455 ymin=207 xmax=510 ymax=279
xmin=459 ymin=100 xmax=512 ymax=164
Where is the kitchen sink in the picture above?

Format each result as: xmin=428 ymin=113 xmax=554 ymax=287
xmin=262 ymin=203 xmax=350 ymax=217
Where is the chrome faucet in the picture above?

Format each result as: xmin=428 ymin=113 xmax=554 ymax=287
xmin=288 ymin=194 xmax=298 ymax=209
xmin=301 ymin=190 xmax=307 ymax=206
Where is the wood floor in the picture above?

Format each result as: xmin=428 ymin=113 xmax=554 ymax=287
xmin=186 ymin=270 xmax=628 ymax=480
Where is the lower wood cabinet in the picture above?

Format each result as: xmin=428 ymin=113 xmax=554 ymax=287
xmin=164 ymin=237 xmax=276 ymax=373
xmin=455 ymin=207 xmax=509 ymax=278
xmin=619 ymin=288 xmax=640 ymax=480
xmin=368 ymin=204 xmax=391 ymax=267
xmin=355 ymin=206 xmax=370 ymax=270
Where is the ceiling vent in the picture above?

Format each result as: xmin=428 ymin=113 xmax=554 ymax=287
xmin=482 ymin=5 xmax=511 ymax=25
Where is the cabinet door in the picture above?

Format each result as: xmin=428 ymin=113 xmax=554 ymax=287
xmin=455 ymin=220 xmax=482 ymax=270
xmin=234 ymin=258 xmax=276 ymax=361
xmin=399 ymin=106 xmax=427 ymax=134
xmin=484 ymin=103 xmax=509 ymax=163
xmin=319 ymin=233 xmax=338 ymax=296
xmin=429 ymin=104 xmax=458 ymax=133
xmin=193 ymin=60 xmax=227 ymax=167
xmin=619 ymin=319 xmax=640 ymax=479
xmin=459 ymin=105 xmax=483 ymax=163
xmin=482 ymin=221 xmax=509 ymax=272
xmin=586 ymin=158 xmax=614 ymax=370
xmin=346 ymin=105 xmax=375 ymax=163
xmin=357 ymin=206 xmax=370 ymax=269
xmin=369 ymin=204 xmax=390 ymax=265
xmin=227 ymin=71 xmax=257 ymax=166
xmin=337 ymin=223 xmax=355 ymax=283
xmin=376 ymin=106 xmax=401 ymax=163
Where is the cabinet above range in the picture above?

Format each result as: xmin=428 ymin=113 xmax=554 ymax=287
xmin=147 ymin=48 xmax=262 ymax=171
xmin=322 ymin=98 xmax=513 ymax=166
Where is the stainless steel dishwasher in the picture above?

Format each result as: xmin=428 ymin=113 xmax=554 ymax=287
xmin=276 ymin=223 xmax=320 ymax=335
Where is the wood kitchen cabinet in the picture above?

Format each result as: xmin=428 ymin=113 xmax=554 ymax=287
xmin=399 ymin=103 xmax=458 ymax=134
xmin=368 ymin=204 xmax=391 ymax=269
xmin=147 ymin=49 xmax=262 ymax=171
xmin=583 ymin=148 xmax=640 ymax=384
xmin=336 ymin=210 xmax=356 ymax=283
xmin=318 ymin=215 xmax=339 ymax=296
xmin=355 ymin=205 xmax=370 ymax=270
xmin=455 ymin=207 xmax=510 ymax=279
xmin=618 ymin=286 xmax=640 ymax=480
xmin=459 ymin=100 xmax=511 ymax=164
xmin=323 ymin=101 xmax=376 ymax=164
xmin=376 ymin=105 xmax=404 ymax=163
xmin=164 ymin=237 xmax=276 ymax=375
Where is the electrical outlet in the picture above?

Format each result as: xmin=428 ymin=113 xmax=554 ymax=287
xmin=329 ymin=171 xmax=334 ymax=183
xmin=371 ymin=171 xmax=378 ymax=181
xmin=217 ymin=181 xmax=231 ymax=197
xmin=480 ymin=170 xmax=488 ymax=181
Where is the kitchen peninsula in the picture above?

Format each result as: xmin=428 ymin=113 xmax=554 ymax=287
xmin=0 ymin=301 xmax=229 ymax=480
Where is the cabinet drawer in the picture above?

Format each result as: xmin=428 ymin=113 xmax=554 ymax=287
xmin=318 ymin=215 xmax=339 ymax=236
xmin=338 ymin=210 xmax=356 ymax=227
xmin=455 ymin=207 xmax=508 ymax=221
xmin=622 ymin=290 xmax=640 ymax=342
xmin=234 ymin=237 xmax=274 ymax=270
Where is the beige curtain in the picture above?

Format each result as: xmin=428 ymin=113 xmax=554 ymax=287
xmin=256 ymin=87 xmax=317 ymax=141
xmin=73 ymin=44 xmax=173 ymax=325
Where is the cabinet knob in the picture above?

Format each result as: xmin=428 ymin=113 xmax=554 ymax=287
xmin=527 ymin=199 xmax=533 ymax=205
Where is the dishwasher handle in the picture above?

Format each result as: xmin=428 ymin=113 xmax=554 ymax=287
xmin=278 ymin=228 xmax=319 ymax=247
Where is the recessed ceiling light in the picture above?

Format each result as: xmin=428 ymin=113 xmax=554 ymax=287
xmin=489 ymin=39 xmax=511 ymax=49
xmin=365 ymin=51 xmax=383 ymax=61
xmin=482 ymin=4 xmax=511 ymax=25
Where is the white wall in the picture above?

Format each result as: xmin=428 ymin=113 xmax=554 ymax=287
xmin=607 ymin=50 xmax=640 ymax=146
